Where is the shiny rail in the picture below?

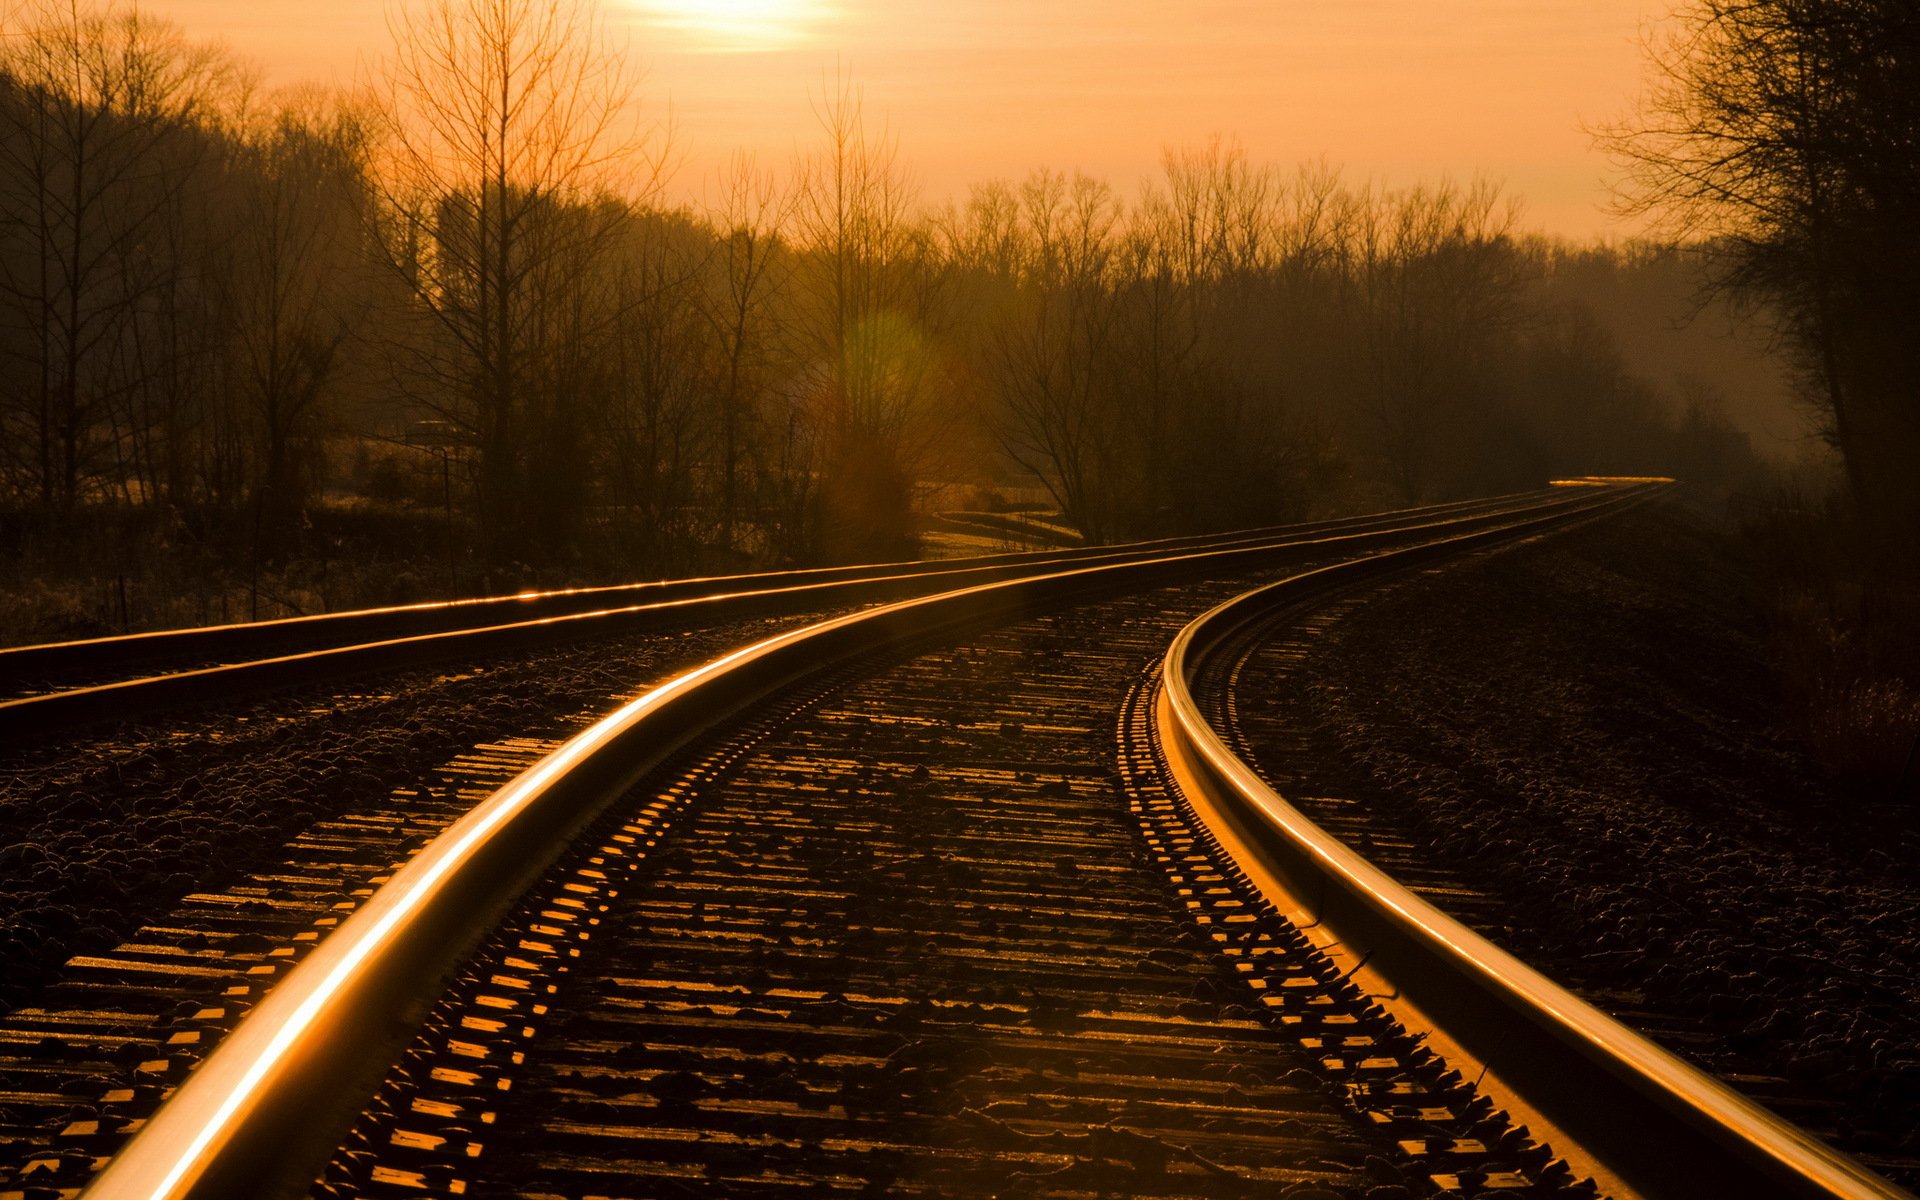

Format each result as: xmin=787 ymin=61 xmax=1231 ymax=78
xmin=1155 ymin=487 xmax=1914 ymax=1200
xmin=75 ymin=483 xmax=1634 ymax=1200
xmin=0 ymin=492 xmax=1532 ymax=696
xmin=0 ymin=491 xmax=1560 ymax=738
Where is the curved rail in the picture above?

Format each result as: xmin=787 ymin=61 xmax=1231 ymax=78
xmin=1155 ymin=490 xmax=1913 ymax=1200
xmin=77 ymin=484 xmax=1637 ymax=1200
xmin=0 ymin=491 xmax=1538 ymax=694
xmin=0 ymin=490 xmax=1568 ymax=738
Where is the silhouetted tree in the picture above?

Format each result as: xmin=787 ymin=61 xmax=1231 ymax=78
xmin=0 ymin=10 xmax=1781 ymax=636
xmin=1343 ymin=179 xmax=1524 ymax=500
xmin=698 ymin=152 xmax=792 ymax=555
xmin=372 ymin=0 xmax=651 ymax=563
xmin=1607 ymin=0 xmax=1920 ymax=543
xmin=593 ymin=205 xmax=711 ymax=566
xmin=226 ymin=97 xmax=376 ymax=576
xmin=792 ymin=77 xmax=953 ymax=560
xmin=0 ymin=0 xmax=234 ymax=512
xmin=978 ymin=169 xmax=1124 ymax=538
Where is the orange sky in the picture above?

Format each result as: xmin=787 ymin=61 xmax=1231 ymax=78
xmin=152 ymin=0 xmax=1667 ymax=239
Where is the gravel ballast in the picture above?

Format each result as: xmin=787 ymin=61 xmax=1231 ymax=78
xmin=0 ymin=609 xmax=855 ymax=1016
xmin=1232 ymin=497 xmax=1920 ymax=1188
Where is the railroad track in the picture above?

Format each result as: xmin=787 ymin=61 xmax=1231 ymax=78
xmin=1191 ymin=529 xmax=1735 ymax=1061
xmin=14 ymin=482 xmax=1838 ymax=1200
xmin=0 ymin=492 xmax=1555 ymax=740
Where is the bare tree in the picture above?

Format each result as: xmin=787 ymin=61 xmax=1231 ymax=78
xmin=1343 ymin=178 xmax=1524 ymax=500
xmin=698 ymin=151 xmax=792 ymax=554
xmin=222 ymin=95 xmax=376 ymax=595
xmin=1110 ymin=176 xmax=1202 ymax=527
xmin=0 ymin=0 xmax=235 ymax=511
xmin=1604 ymin=0 xmax=1920 ymax=542
xmin=1155 ymin=136 xmax=1279 ymax=281
xmin=372 ymin=0 xmax=652 ymax=562
xmin=790 ymin=74 xmax=951 ymax=559
xmin=591 ymin=205 xmax=710 ymax=566
xmin=982 ymin=168 xmax=1124 ymax=538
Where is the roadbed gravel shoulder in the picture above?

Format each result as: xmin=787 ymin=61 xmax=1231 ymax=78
xmin=1230 ymin=495 xmax=1920 ymax=1188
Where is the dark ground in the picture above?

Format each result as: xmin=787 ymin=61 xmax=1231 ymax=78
xmin=1234 ymin=495 xmax=1920 ymax=1187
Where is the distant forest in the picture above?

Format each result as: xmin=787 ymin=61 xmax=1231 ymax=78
xmin=0 ymin=0 xmax=1788 ymax=641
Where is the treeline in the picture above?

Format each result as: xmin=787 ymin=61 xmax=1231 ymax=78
xmin=0 ymin=0 xmax=1762 ymax=636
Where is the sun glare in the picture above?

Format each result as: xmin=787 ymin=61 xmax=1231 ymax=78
xmin=630 ymin=0 xmax=827 ymax=52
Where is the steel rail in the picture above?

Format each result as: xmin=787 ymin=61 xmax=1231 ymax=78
xmin=76 ymin=483 xmax=1638 ymax=1200
xmin=1156 ymin=488 xmax=1914 ymax=1200
xmin=0 ymin=491 xmax=1541 ymax=694
xmin=0 ymin=490 xmax=1571 ymax=739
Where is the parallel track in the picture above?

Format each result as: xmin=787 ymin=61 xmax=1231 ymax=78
xmin=1192 ymin=516 xmax=1920 ymax=1194
xmin=322 ymin=595 xmax=1408 ymax=1198
xmin=0 ymin=494 xmax=1528 ymax=699
xmin=1198 ymin=545 xmax=1724 ymax=1056
xmin=0 ymin=493 xmax=1554 ymax=739
xmin=0 ymin=737 xmax=564 ymax=1196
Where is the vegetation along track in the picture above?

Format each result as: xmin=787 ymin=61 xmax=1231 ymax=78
xmin=0 ymin=491 xmax=1554 ymax=739
xmin=0 ymin=485 xmax=1634 ymax=1199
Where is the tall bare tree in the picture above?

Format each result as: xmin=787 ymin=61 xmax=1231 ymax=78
xmin=224 ymin=96 xmax=376 ymax=585
xmin=1343 ymin=178 xmax=1524 ymax=500
xmin=1606 ymin=0 xmax=1920 ymax=544
xmin=983 ymin=168 xmax=1124 ymax=538
xmin=791 ymin=76 xmax=951 ymax=559
xmin=0 ymin=0 xmax=234 ymax=512
xmin=699 ymin=151 xmax=792 ymax=554
xmin=373 ymin=0 xmax=650 ymax=561
xmin=590 ymin=205 xmax=710 ymax=566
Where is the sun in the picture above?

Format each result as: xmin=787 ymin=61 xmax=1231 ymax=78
xmin=631 ymin=0 xmax=827 ymax=52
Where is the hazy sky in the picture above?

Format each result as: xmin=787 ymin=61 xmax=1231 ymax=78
xmin=151 ymin=0 xmax=1667 ymax=239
